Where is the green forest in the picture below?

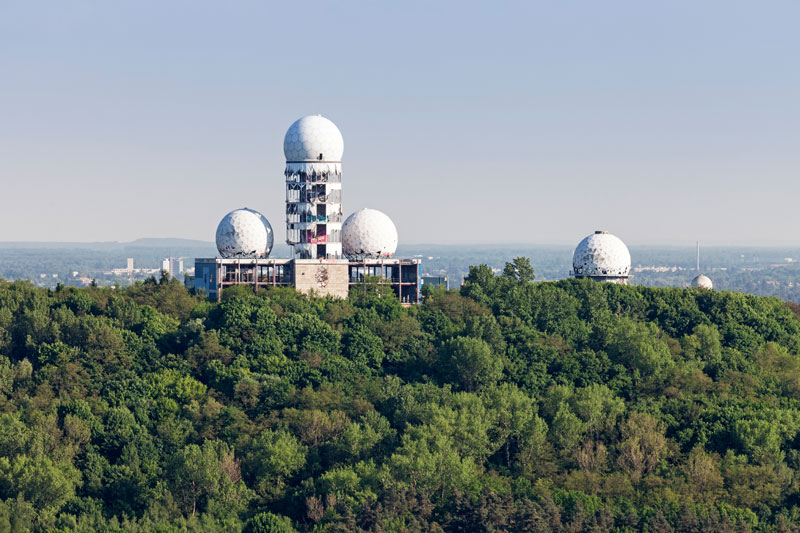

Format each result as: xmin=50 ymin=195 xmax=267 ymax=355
xmin=3 ymin=258 xmax=800 ymax=532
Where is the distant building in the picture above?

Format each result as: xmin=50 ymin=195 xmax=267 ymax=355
xmin=691 ymin=274 xmax=713 ymax=290
xmin=161 ymin=258 xmax=184 ymax=278
xmin=111 ymin=258 xmax=136 ymax=277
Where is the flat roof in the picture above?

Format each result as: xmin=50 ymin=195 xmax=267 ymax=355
xmin=195 ymin=257 xmax=420 ymax=265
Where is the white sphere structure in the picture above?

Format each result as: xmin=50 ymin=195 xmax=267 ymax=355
xmin=284 ymin=115 xmax=344 ymax=259
xmin=691 ymin=274 xmax=713 ymax=290
xmin=342 ymin=208 xmax=398 ymax=259
xmin=283 ymin=115 xmax=344 ymax=163
xmin=572 ymin=230 xmax=631 ymax=284
xmin=215 ymin=208 xmax=274 ymax=258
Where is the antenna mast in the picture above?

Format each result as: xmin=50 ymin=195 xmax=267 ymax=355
xmin=696 ymin=241 xmax=700 ymax=272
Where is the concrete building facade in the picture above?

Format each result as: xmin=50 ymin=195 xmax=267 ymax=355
xmin=193 ymin=257 xmax=420 ymax=304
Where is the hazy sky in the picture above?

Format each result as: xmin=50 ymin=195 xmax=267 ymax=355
xmin=1 ymin=1 xmax=798 ymax=246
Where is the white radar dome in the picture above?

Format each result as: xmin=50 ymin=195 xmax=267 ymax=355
xmin=573 ymin=231 xmax=631 ymax=277
xmin=342 ymin=208 xmax=398 ymax=259
xmin=215 ymin=208 xmax=274 ymax=258
xmin=691 ymin=274 xmax=713 ymax=290
xmin=283 ymin=115 xmax=344 ymax=162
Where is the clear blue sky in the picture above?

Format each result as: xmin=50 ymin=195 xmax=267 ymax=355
xmin=1 ymin=1 xmax=798 ymax=245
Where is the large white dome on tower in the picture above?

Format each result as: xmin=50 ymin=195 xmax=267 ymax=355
xmin=215 ymin=208 xmax=274 ymax=258
xmin=691 ymin=274 xmax=713 ymax=290
xmin=342 ymin=208 xmax=398 ymax=259
xmin=572 ymin=231 xmax=631 ymax=278
xmin=283 ymin=115 xmax=344 ymax=162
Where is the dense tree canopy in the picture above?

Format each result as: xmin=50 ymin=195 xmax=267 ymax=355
xmin=2 ymin=265 xmax=800 ymax=531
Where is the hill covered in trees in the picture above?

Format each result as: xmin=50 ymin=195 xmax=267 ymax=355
xmin=3 ymin=261 xmax=800 ymax=531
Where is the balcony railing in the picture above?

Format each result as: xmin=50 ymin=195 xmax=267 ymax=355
xmin=285 ymin=173 xmax=341 ymax=184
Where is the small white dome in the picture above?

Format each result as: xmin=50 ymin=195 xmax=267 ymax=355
xmin=573 ymin=231 xmax=631 ymax=278
xmin=691 ymin=274 xmax=713 ymax=290
xmin=215 ymin=208 xmax=274 ymax=258
xmin=342 ymin=208 xmax=398 ymax=259
xmin=283 ymin=115 xmax=344 ymax=162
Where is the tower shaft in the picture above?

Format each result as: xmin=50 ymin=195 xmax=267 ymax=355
xmin=283 ymin=115 xmax=345 ymax=260
xmin=285 ymin=164 xmax=342 ymax=259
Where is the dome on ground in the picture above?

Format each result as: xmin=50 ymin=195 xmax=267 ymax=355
xmin=283 ymin=115 xmax=344 ymax=162
xmin=215 ymin=208 xmax=274 ymax=258
xmin=342 ymin=208 xmax=398 ymax=259
xmin=691 ymin=274 xmax=713 ymax=290
xmin=572 ymin=230 xmax=631 ymax=277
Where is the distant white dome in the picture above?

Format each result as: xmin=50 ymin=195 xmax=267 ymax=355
xmin=342 ymin=208 xmax=398 ymax=259
xmin=691 ymin=274 xmax=713 ymax=290
xmin=216 ymin=208 xmax=274 ymax=258
xmin=573 ymin=231 xmax=631 ymax=278
xmin=283 ymin=115 xmax=344 ymax=162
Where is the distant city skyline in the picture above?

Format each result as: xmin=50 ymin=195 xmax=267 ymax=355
xmin=1 ymin=1 xmax=799 ymax=246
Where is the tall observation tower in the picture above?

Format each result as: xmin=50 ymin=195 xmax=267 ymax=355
xmin=283 ymin=115 xmax=344 ymax=259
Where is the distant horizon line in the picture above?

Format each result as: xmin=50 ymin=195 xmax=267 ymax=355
xmin=1 ymin=238 xmax=800 ymax=249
